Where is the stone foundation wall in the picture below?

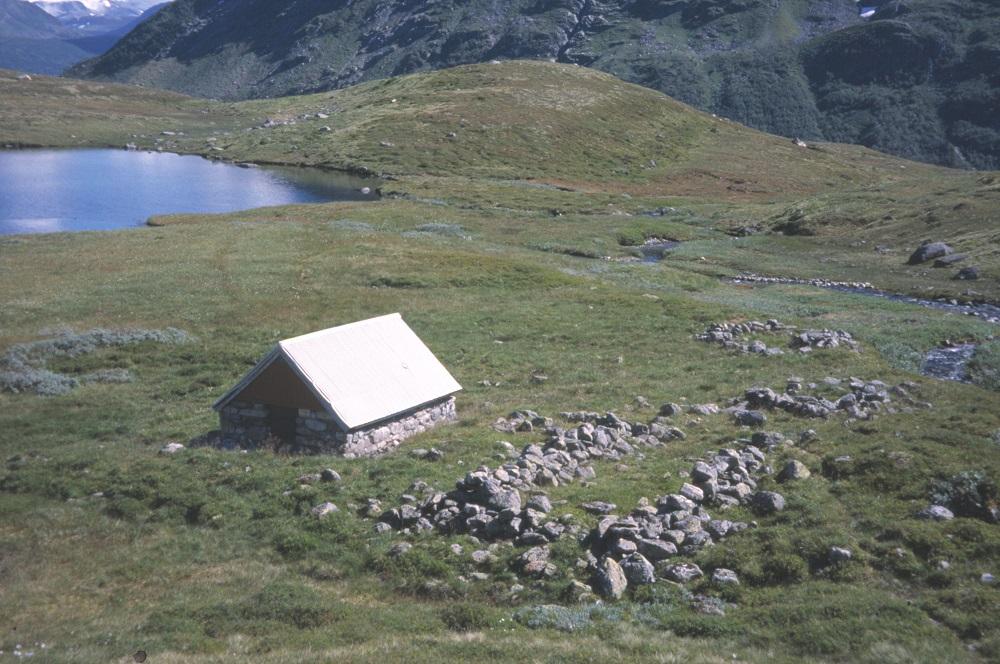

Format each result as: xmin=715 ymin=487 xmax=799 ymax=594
xmin=218 ymin=397 xmax=457 ymax=456
xmin=335 ymin=397 xmax=457 ymax=458
xmin=219 ymin=401 xmax=272 ymax=449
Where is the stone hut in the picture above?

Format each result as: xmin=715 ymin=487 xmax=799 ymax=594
xmin=213 ymin=313 xmax=462 ymax=456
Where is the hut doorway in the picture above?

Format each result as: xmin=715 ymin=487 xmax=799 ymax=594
xmin=267 ymin=406 xmax=298 ymax=447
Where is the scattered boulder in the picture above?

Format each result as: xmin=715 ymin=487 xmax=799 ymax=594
xmin=777 ymin=460 xmax=811 ymax=482
xmin=637 ymin=538 xmax=678 ymax=561
xmin=320 ymin=468 xmax=342 ymax=482
xmin=659 ymin=402 xmax=682 ymax=417
xmin=389 ymin=542 xmax=412 ymax=556
xmin=661 ymin=562 xmax=703 ymax=583
xmin=955 ymin=267 xmax=979 ymax=281
xmin=751 ymin=491 xmax=786 ymax=514
xmin=159 ymin=442 xmax=185 ymax=455
xmin=907 ymin=242 xmax=953 ymax=265
xmin=711 ymin=568 xmax=740 ymax=585
xmin=471 ymin=549 xmax=493 ymax=565
xmin=696 ymin=319 xmax=788 ymax=355
xmin=593 ymin=557 xmax=628 ymax=599
xmin=917 ymin=505 xmax=955 ymax=521
xmin=620 ymin=553 xmax=656 ymax=586
xmin=735 ymin=410 xmax=767 ymax=427
xmin=828 ymin=547 xmax=853 ymax=563
xmin=582 ymin=501 xmax=617 ymax=515
xmin=791 ymin=329 xmax=859 ymax=351
xmin=311 ymin=502 xmax=339 ymax=518
xmin=518 ymin=546 xmax=553 ymax=577
xmin=527 ymin=494 xmax=553 ymax=513
xmin=933 ymin=254 xmax=967 ymax=267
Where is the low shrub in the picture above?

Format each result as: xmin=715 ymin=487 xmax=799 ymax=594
xmin=929 ymin=470 xmax=998 ymax=521
xmin=438 ymin=602 xmax=497 ymax=632
xmin=0 ymin=327 xmax=191 ymax=396
xmin=402 ymin=223 xmax=470 ymax=239
xmin=513 ymin=604 xmax=624 ymax=632
xmin=762 ymin=553 xmax=809 ymax=584
xmin=969 ymin=340 xmax=1000 ymax=391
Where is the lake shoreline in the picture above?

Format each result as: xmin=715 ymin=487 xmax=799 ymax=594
xmin=0 ymin=148 xmax=380 ymax=236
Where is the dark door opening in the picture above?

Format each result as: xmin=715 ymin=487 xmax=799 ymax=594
xmin=267 ymin=405 xmax=298 ymax=448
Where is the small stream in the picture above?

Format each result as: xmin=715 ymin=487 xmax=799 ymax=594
xmin=729 ymin=273 xmax=997 ymax=383
xmin=639 ymin=240 xmax=681 ymax=263
xmin=921 ymin=344 xmax=977 ymax=383
xmin=730 ymin=274 xmax=1000 ymax=324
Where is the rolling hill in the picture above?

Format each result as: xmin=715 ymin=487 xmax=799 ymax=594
xmin=68 ymin=0 xmax=1000 ymax=169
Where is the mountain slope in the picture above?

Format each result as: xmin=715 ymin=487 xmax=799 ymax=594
xmin=0 ymin=0 xmax=66 ymax=38
xmin=0 ymin=0 xmax=97 ymax=74
xmin=69 ymin=0 xmax=1000 ymax=169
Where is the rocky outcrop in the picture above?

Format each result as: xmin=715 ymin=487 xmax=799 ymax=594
xmin=732 ymin=377 xmax=929 ymax=421
xmin=377 ymin=410 xmax=682 ymax=542
xmin=697 ymin=319 xmax=859 ymax=355
xmin=908 ymin=242 xmax=954 ymax=265
xmin=578 ymin=442 xmax=788 ymax=596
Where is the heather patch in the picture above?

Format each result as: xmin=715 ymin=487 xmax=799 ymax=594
xmin=0 ymin=328 xmax=192 ymax=396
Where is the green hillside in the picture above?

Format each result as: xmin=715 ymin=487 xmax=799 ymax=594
xmin=0 ymin=62 xmax=998 ymax=662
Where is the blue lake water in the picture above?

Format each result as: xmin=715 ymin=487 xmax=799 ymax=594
xmin=0 ymin=149 xmax=378 ymax=234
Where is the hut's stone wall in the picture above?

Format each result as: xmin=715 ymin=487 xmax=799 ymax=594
xmin=218 ymin=397 xmax=457 ymax=456
xmin=219 ymin=401 xmax=272 ymax=449
xmin=334 ymin=396 xmax=457 ymax=458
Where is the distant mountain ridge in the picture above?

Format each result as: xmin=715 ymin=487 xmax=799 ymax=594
xmin=0 ymin=0 xmax=168 ymax=74
xmin=65 ymin=0 xmax=1000 ymax=169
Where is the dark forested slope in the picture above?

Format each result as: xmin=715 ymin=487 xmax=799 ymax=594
xmin=71 ymin=0 xmax=1000 ymax=169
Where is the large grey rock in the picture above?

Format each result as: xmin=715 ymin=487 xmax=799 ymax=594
xmin=828 ymin=546 xmax=853 ymax=563
xmin=518 ymin=546 xmax=551 ymax=577
xmin=691 ymin=461 xmax=717 ymax=483
xmin=527 ymin=494 xmax=553 ymax=513
xmin=311 ymin=502 xmax=339 ymax=518
xmin=908 ymin=242 xmax=953 ymax=265
xmin=933 ymin=254 xmax=967 ymax=267
xmin=711 ymin=568 xmax=740 ymax=585
xmin=485 ymin=484 xmax=521 ymax=512
xmin=680 ymin=483 xmax=705 ymax=503
xmin=593 ymin=557 xmax=628 ymax=599
xmin=751 ymin=491 xmax=786 ymax=514
xmin=777 ymin=460 xmax=811 ymax=482
xmin=582 ymin=501 xmax=617 ymax=515
xmin=917 ymin=505 xmax=955 ymax=521
xmin=638 ymin=538 xmax=677 ymax=561
xmin=620 ymin=553 xmax=656 ymax=585
xmin=661 ymin=562 xmax=703 ymax=583
xmin=659 ymin=403 xmax=682 ymax=417
xmin=734 ymin=410 xmax=767 ymax=427
xmin=955 ymin=266 xmax=979 ymax=280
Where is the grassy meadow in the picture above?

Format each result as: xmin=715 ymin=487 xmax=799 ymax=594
xmin=0 ymin=62 xmax=998 ymax=662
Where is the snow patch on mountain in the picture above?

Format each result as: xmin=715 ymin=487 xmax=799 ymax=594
xmin=32 ymin=0 xmax=166 ymax=17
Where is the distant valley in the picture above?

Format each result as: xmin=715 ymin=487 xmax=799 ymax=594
xmin=0 ymin=0 xmax=168 ymax=74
